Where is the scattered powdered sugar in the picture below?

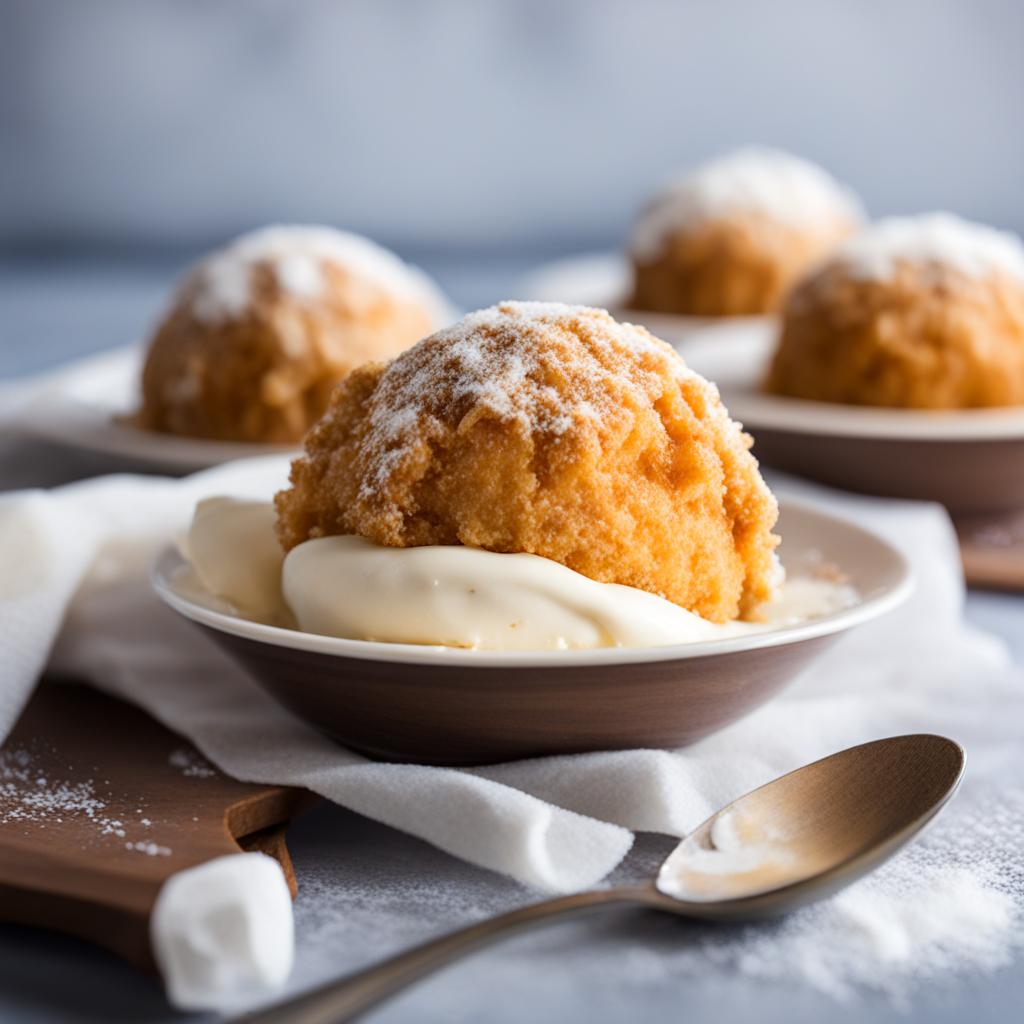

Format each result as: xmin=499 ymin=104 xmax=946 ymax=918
xmin=631 ymin=147 xmax=863 ymax=260
xmin=1 ymin=747 xmax=110 ymax=827
xmin=678 ymin=787 xmax=1023 ymax=1004
xmin=962 ymin=510 xmax=1024 ymax=550
xmin=169 ymin=747 xmax=217 ymax=778
xmin=0 ymin=746 xmax=171 ymax=856
xmin=281 ymin=785 xmax=1021 ymax=1015
xmin=125 ymin=840 xmax=172 ymax=857
xmin=353 ymin=301 xmax=717 ymax=502
xmin=835 ymin=212 xmax=1024 ymax=282
xmin=695 ymin=864 xmax=1017 ymax=1004
xmin=182 ymin=225 xmax=450 ymax=325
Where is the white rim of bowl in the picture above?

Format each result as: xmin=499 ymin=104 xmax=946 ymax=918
xmin=726 ymin=391 xmax=1024 ymax=441
xmin=150 ymin=499 xmax=912 ymax=669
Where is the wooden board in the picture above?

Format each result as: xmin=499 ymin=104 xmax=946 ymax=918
xmin=956 ymin=509 xmax=1024 ymax=592
xmin=0 ymin=683 xmax=312 ymax=971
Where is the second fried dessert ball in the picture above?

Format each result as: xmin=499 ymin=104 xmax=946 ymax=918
xmin=276 ymin=301 xmax=780 ymax=623
xmin=630 ymin=148 xmax=862 ymax=317
xmin=766 ymin=213 xmax=1024 ymax=408
xmin=136 ymin=226 xmax=451 ymax=443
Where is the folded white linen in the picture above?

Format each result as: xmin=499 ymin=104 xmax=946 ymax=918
xmin=0 ymin=454 xmax=1018 ymax=902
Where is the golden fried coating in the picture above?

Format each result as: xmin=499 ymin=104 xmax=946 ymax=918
xmin=276 ymin=301 xmax=780 ymax=623
xmin=631 ymin=212 xmax=855 ymax=317
xmin=766 ymin=246 xmax=1024 ymax=409
xmin=136 ymin=227 xmax=447 ymax=443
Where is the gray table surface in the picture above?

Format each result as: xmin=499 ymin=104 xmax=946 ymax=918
xmin=1 ymin=257 xmax=1021 ymax=1023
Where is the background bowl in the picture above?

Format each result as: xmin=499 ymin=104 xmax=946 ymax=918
xmin=685 ymin=331 xmax=1024 ymax=515
xmin=520 ymin=252 xmax=775 ymax=349
xmin=153 ymin=501 xmax=910 ymax=766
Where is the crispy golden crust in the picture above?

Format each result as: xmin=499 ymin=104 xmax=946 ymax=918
xmin=766 ymin=262 xmax=1024 ymax=408
xmin=276 ymin=302 xmax=780 ymax=623
xmin=631 ymin=212 xmax=854 ymax=317
xmin=137 ymin=262 xmax=435 ymax=443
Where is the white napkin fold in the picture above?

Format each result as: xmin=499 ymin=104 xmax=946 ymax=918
xmin=1 ymin=455 xmax=1020 ymax=894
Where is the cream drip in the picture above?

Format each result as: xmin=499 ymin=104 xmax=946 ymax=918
xmin=179 ymin=497 xmax=288 ymax=625
xmin=656 ymin=807 xmax=800 ymax=903
xmin=177 ymin=498 xmax=857 ymax=651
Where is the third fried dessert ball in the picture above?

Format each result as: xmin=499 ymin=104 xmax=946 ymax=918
xmin=766 ymin=213 xmax=1024 ymax=408
xmin=136 ymin=226 xmax=451 ymax=443
xmin=630 ymin=148 xmax=862 ymax=317
xmin=275 ymin=301 xmax=780 ymax=623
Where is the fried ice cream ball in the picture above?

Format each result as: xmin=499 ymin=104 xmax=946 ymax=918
xmin=276 ymin=301 xmax=780 ymax=623
xmin=630 ymin=149 xmax=862 ymax=316
xmin=135 ymin=226 xmax=450 ymax=443
xmin=766 ymin=214 xmax=1024 ymax=408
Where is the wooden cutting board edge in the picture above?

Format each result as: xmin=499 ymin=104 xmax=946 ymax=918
xmin=0 ymin=684 xmax=315 ymax=972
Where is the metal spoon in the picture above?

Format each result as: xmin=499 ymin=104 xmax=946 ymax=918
xmin=239 ymin=733 xmax=964 ymax=1024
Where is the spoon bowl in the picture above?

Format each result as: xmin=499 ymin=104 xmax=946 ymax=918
xmin=239 ymin=734 xmax=964 ymax=1023
xmin=653 ymin=733 xmax=965 ymax=919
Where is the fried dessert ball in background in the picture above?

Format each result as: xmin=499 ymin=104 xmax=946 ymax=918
xmin=630 ymin=148 xmax=862 ymax=317
xmin=135 ymin=226 xmax=451 ymax=443
xmin=276 ymin=301 xmax=780 ymax=623
xmin=766 ymin=213 xmax=1024 ymax=409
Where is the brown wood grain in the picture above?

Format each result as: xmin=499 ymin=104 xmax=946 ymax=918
xmin=0 ymin=684 xmax=312 ymax=970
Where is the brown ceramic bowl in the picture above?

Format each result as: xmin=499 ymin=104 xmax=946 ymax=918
xmin=152 ymin=501 xmax=910 ymax=766
xmin=684 ymin=331 xmax=1024 ymax=515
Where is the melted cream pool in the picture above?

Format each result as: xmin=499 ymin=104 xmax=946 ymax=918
xmin=175 ymin=497 xmax=857 ymax=651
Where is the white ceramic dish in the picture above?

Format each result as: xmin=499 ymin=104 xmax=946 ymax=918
xmin=16 ymin=346 xmax=296 ymax=471
xmin=520 ymin=251 xmax=775 ymax=348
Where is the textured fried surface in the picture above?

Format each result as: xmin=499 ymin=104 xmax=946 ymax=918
xmin=137 ymin=254 xmax=437 ymax=443
xmin=276 ymin=302 xmax=780 ymax=622
xmin=766 ymin=262 xmax=1024 ymax=408
xmin=631 ymin=212 xmax=854 ymax=317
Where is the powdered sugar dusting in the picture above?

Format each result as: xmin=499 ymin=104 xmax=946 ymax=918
xmin=169 ymin=747 xmax=217 ymax=779
xmin=125 ymin=840 xmax=172 ymax=857
xmin=283 ymin=783 xmax=1022 ymax=1015
xmin=351 ymin=301 xmax=712 ymax=502
xmin=0 ymin=746 xmax=172 ymax=856
xmin=835 ymin=213 xmax=1024 ymax=282
xmin=1 ymin=747 xmax=108 ymax=826
xmin=182 ymin=225 xmax=451 ymax=325
xmin=632 ymin=148 xmax=863 ymax=260
xmin=683 ymin=788 xmax=1023 ymax=1004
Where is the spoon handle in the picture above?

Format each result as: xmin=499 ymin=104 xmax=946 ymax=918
xmin=237 ymin=886 xmax=651 ymax=1024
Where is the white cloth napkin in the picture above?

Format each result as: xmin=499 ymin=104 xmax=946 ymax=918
xmin=1 ymin=455 xmax=1020 ymax=894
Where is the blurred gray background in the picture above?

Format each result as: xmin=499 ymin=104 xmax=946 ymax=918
xmin=1 ymin=0 xmax=1022 ymax=372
